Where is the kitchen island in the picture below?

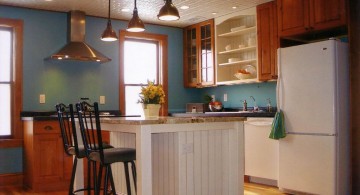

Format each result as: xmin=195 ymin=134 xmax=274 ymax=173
xmin=98 ymin=116 xmax=246 ymax=195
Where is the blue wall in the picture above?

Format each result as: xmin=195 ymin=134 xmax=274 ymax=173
xmin=0 ymin=148 xmax=22 ymax=174
xmin=0 ymin=5 xmax=200 ymax=113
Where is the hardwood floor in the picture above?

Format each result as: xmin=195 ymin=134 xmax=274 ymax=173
xmin=244 ymin=182 xmax=289 ymax=195
xmin=0 ymin=182 xmax=286 ymax=195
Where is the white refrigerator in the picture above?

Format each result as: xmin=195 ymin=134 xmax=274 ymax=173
xmin=277 ymin=39 xmax=350 ymax=195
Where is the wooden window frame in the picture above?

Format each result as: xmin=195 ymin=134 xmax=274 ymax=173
xmin=0 ymin=18 xmax=23 ymax=147
xmin=119 ymin=30 xmax=168 ymax=116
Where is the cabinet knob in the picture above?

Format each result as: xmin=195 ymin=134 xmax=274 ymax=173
xmin=44 ymin=125 xmax=53 ymax=131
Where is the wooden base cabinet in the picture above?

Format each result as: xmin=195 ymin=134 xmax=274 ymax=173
xmin=23 ymin=120 xmax=72 ymax=192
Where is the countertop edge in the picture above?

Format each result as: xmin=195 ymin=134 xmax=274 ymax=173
xmin=99 ymin=116 xmax=247 ymax=125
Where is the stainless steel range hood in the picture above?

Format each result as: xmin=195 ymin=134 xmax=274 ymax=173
xmin=50 ymin=10 xmax=111 ymax=63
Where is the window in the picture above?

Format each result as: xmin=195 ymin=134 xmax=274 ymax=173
xmin=0 ymin=18 xmax=23 ymax=141
xmin=119 ymin=31 xmax=168 ymax=116
xmin=0 ymin=28 xmax=11 ymax=136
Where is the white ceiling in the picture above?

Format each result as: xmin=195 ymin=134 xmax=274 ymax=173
xmin=0 ymin=0 xmax=272 ymax=27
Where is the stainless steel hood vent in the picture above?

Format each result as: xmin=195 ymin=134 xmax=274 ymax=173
xmin=50 ymin=10 xmax=111 ymax=63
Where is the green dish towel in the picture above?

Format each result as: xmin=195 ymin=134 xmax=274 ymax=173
xmin=269 ymin=110 xmax=286 ymax=140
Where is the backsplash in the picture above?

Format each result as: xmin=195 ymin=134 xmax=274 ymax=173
xmin=200 ymin=81 xmax=277 ymax=110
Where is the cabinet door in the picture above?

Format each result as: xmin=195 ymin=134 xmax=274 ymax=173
xmin=184 ymin=27 xmax=199 ymax=87
xmin=277 ymin=0 xmax=310 ymax=37
xmin=257 ymin=1 xmax=278 ymax=81
xmin=309 ymin=0 xmax=346 ymax=31
xmin=199 ymin=20 xmax=215 ymax=86
xmin=34 ymin=134 xmax=65 ymax=183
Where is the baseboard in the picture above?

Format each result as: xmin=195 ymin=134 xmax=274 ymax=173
xmin=0 ymin=173 xmax=23 ymax=188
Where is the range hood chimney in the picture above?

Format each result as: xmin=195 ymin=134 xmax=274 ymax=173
xmin=50 ymin=10 xmax=111 ymax=63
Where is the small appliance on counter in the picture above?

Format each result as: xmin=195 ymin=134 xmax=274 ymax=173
xmin=186 ymin=103 xmax=207 ymax=113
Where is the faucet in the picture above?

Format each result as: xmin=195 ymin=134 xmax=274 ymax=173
xmin=267 ymin=98 xmax=272 ymax=112
xmin=250 ymin=96 xmax=258 ymax=111
xmin=242 ymin=100 xmax=247 ymax=111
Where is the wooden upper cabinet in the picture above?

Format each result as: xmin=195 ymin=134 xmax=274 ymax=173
xmin=184 ymin=19 xmax=215 ymax=88
xmin=277 ymin=0 xmax=346 ymax=37
xmin=309 ymin=0 xmax=346 ymax=31
xmin=257 ymin=1 xmax=278 ymax=81
xmin=277 ymin=0 xmax=309 ymax=37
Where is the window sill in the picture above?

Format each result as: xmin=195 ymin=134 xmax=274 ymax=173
xmin=0 ymin=139 xmax=23 ymax=148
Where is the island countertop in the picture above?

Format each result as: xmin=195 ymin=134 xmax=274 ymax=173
xmin=99 ymin=116 xmax=246 ymax=125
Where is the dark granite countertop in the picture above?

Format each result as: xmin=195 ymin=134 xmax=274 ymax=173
xmin=169 ymin=111 xmax=276 ymax=118
xmin=21 ymin=110 xmax=124 ymax=121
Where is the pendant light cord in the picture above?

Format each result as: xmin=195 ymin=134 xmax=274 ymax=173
xmin=108 ymin=0 xmax=111 ymax=20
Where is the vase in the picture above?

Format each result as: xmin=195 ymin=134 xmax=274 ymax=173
xmin=142 ymin=104 xmax=161 ymax=118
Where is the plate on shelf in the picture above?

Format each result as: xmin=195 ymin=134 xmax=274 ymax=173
xmin=228 ymin=58 xmax=241 ymax=63
xmin=231 ymin=25 xmax=246 ymax=32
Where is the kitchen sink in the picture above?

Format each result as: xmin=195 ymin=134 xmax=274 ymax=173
xmin=205 ymin=111 xmax=253 ymax=114
xmin=205 ymin=109 xmax=267 ymax=114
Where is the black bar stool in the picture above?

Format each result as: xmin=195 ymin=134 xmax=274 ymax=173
xmin=56 ymin=103 xmax=98 ymax=194
xmin=76 ymin=101 xmax=137 ymax=195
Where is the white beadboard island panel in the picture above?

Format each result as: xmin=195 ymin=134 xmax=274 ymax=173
xmin=100 ymin=116 xmax=245 ymax=195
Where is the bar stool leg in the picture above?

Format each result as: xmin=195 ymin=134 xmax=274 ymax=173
xmin=108 ymin=166 xmax=117 ymax=195
xmin=69 ymin=158 xmax=77 ymax=195
xmin=124 ymin=162 xmax=132 ymax=195
xmin=130 ymin=161 xmax=137 ymax=192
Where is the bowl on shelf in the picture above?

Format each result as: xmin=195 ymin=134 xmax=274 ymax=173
xmin=234 ymin=72 xmax=252 ymax=80
xmin=234 ymin=65 xmax=256 ymax=80
xmin=228 ymin=58 xmax=241 ymax=63
xmin=225 ymin=44 xmax=232 ymax=51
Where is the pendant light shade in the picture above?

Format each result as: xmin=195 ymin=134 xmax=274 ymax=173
xmin=101 ymin=20 xmax=118 ymax=41
xmin=158 ymin=0 xmax=180 ymax=21
xmin=127 ymin=0 xmax=145 ymax=32
xmin=101 ymin=0 xmax=118 ymax=41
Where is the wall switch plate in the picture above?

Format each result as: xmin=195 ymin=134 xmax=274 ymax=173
xmin=39 ymin=94 xmax=45 ymax=104
xmin=99 ymin=96 xmax=105 ymax=104
xmin=224 ymin=93 xmax=228 ymax=102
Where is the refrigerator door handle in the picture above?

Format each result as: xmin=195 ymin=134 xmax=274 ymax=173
xmin=286 ymin=132 xmax=337 ymax=136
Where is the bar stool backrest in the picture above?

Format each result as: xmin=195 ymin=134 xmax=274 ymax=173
xmin=56 ymin=103 xmax=80 ymax=157
xmin=76 ymin=101 xmax=105 ymax=163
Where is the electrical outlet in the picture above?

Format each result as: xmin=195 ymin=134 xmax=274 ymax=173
xmin=39 ymin=94 xmax=45 ymax=104
xmin=99 ymin=96 xmax=105 ymax=104
xmin=224 ymin=93 xmax=228 ymax=102
xmin=181 ymin=143 xmax=194 ymax=154
xmin=211 ymin=95 xmax=215 ymax=101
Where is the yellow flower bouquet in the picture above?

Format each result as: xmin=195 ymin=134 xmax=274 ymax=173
xmin=138 ymin=80 xmax=165 ymax=104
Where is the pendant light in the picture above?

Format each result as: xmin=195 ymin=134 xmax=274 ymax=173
xmin=101 ymin=0 xmax=118 ymax=41
xmin=127 ymin=0 xmax=145 ymax=32
xmin=158 ymin=0 xmax=180 ymax=21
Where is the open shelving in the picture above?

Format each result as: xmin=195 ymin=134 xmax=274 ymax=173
xmin=215 ymin=7 xmax=258 ymax=84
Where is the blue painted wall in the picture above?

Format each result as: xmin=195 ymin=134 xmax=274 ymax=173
xmin=0 ymin=5 xmax=276 ymax=175
xmin=0 ymin=5 xmax=200 ymax=113
xmin=0 ymin=147 xmax=22 ymax=174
